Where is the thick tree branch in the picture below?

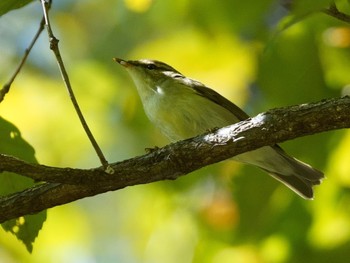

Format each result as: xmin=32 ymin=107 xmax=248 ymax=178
xmin=0 ymin=96 xmax=349 ymax=223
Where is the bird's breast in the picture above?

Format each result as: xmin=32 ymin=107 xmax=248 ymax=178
xmin=142 ymin=92 xmax=240 ymax=142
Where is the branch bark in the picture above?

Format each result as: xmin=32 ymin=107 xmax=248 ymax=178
xmin=0 ymin=96 xmax=349 ymax=223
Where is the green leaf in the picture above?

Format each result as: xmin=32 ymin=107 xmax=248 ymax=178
xmin=0 ymin=116 xmax=46 ymax=253
xmin=0 ymin=0 xmax=35 ymax=17
xmin=1 ymin=213 xmax=46 ymax=253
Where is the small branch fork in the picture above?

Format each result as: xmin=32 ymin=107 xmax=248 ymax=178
xmin=0 ymin=0 xmax=112 ymax=172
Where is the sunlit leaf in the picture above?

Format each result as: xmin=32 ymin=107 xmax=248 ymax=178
xmin=0 ymin=117 xmax=46 ymax=252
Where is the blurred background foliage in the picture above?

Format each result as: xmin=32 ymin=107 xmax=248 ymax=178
xmin=0 ymin=0 xmax=350 ymax=262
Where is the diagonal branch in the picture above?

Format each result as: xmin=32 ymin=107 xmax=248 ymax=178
xmin=40 ymin=0 xmax=112 ymax=172
xmin=322 ymin=2 xmax=350 ymax=23
xmin=0 ymin=16 xmax=46 ymax=103
xmin=281 ymin=0 xmax=350 ymax=24
xmin=0 ymin=96 xmax=349 ymax=223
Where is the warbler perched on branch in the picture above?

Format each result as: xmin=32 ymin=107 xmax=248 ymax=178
xmin=114 ymin=58 xmax=324 ymax=199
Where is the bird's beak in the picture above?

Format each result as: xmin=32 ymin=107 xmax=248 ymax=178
xmin=113 ymin=58 xmax=130 ymax=68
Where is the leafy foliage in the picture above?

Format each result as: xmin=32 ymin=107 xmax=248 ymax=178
xmin=0 ymin=117 xmax=46 ymax=252
xmin=0 ymin=0 xmax=350 ymax=261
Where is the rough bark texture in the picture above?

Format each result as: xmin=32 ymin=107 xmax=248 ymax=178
xmin=0 ymin=96 xmax=349 ymax=223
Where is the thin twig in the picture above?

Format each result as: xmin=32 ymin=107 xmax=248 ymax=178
xmin=322 ymin=2 xmax=350 ymax=24
xmin=281 ymin=1 xmax=350 ymax=25
xmin=0 ymin=17 xmax=46 ymax=103
xmin=40 ymin=0 xmax=113 ymax=173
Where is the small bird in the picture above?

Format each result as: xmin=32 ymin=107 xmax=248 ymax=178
xmin=114 ymin=58 xmax=324 ymax=199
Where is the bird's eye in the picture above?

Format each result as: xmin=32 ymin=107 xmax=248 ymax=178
xmin=146 ymin=64 xmax=156 ymax=70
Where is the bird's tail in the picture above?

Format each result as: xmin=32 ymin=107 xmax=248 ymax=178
xmin=234 ymin=146 xmax=324 ymax=199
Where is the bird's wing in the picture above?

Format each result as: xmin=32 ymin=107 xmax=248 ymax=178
xmin=191 ymin=82 xmax=250 ymax=121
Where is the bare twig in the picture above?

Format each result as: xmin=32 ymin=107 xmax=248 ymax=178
xmin=322 ymin=2 xmax=350 ymax=24
xmin=281 ymin=1 xmax=350 ymax=25
xmin=40 ymin=0 xmax=112 ymax=173
xmin=0 ymin=17 xmax=46 ymax=103
xmin=0 ymin=96 xmax=349 ymax=223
